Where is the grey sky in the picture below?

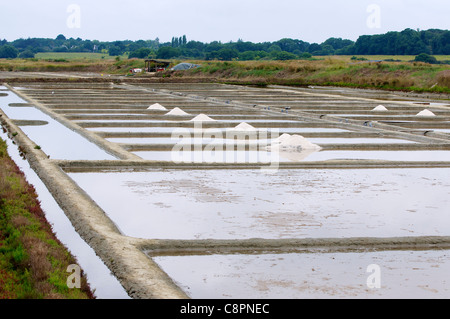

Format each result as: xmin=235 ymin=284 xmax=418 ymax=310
xmin=1 ymin=0 xmax=449 ymax=43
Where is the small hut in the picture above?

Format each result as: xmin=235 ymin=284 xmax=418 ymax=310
xmin=145 ymin=59 xmax=171 ymax=72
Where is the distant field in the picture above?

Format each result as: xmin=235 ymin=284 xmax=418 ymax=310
xmin=178 ymin=58 xmax=450 ymax=93
xmin=334 ymin=55 xmax=450 ymax=62
xmin=35 ymin=52 xmax=118 ymax=60
xmin=33 ymin=53 xmax=450 ymax=63
xmin=1 ymin=53 xmax=448 ymax=93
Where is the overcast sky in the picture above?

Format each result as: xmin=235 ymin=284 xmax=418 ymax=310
xmin=1 ymin=0 xmax=449 ymax=44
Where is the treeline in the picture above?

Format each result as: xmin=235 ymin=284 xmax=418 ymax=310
xmin=0 ymin=28 xmax=449 ymax=61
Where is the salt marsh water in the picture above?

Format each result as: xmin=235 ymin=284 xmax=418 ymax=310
xmin=68 ymin=168 xmax=450 ymax=240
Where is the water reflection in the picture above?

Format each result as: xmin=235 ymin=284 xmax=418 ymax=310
xmin=0 ymin=91 xmax=116 ymax=160
xmin=68 ymin=168 xmax=450 ymax=240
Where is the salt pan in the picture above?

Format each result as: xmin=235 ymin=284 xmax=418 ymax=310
xmin=165 ymin=107 xmax=190 ymax=116
xmin=147 ymin=103 xmax=167 ymax=111
xmin=416 ymin=109 xmax=435 ymax=117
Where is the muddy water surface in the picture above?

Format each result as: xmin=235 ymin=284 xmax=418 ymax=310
xmin=154 ymin=250 xmax=450 ymax=298
xmin=68 ymin=168 xmax=450 ymax=240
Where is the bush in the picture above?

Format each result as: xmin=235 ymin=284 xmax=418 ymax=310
xmin=271 ymin=51 xmax=298 ymax=61
xmin=414 ymin=53 xmax=438 ymax=64
xmin=299 ymin=52 xmax=312 ymax=59
xmin=0 ymin=45 xmax=18 ymax=59
xmin=351 ymin=56 xmax=368 ymax=61
xmin=18 ymin=50 xmax=35 ymax=59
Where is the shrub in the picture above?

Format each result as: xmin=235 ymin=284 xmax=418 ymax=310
xmin=0 ymin=45 xmax=18 ymax=59
xmin=414 ymin=53 xmax=438 ymax=64
xmin=18 ymin=50 xmax=35 ymax=59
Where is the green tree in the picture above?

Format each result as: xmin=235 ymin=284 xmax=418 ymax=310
xmin=129 ymin=48 xmax=152 ymax=59
xmin=218 ymin=48 xmax=239 ymax=61
xmin=18 ymin=50 xmax=35 ymax=58
xmin=0 ymin=45 xmax=18 ymax=58
xmin=205 ymin=41 xmax=224 ymax=52
xmin=268 ymin=44 xmax=282 ymax=52
xmin=322 ymin=37 xmax=354 ymax=50
xmin=108 ymin=46 xmax=123 ymax=56
xmin=56 ymin=34 xmax=66 ymax=41
xmin=186 ymin=41 xmax=205 ymax=51
xmin=271 ymin=51 xmax=298 ymax=60
xmin=308 ymin=43 xmax=322 ymax=54
xmin=157 ymin=46 xmax=181 ymax=59
xmin=299 ymin=52 xmax=312 ymax=59
xmin=275 ymin=38 xmax=309 ymax=53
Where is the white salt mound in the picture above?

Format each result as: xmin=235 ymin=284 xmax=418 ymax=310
xmin=148 ymin=103 xmax=167 ymax=111
xmin=372 ymin=105 xmax=388 ymax=111
xmin=268 ymin=134 xmax=322 ymax=151
xmin=165 ymin=107 xmax=190 ymax=116
xmin=190 ymin=114 xmax=216 ymax=122
xmin=275 ymin=133 xmax=293 ymax=144
xmin=416 ymin=109 xmax=435 ymax=117
xmin=233 ymin=122 xmax=256 ymax=131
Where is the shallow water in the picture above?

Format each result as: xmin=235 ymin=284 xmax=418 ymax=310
xmin=429 ymin=129 xmax=450 ymax=133
xmin=0 ymin=130 xmax=129 ymax=299
xmin=76 ymin=119 xmax=303 ymax=124
xmin=88 ymin=127 xmax=351 ymax=133
xmin=68 ymin=168 xmax=450 ymax=240
xmin=5 ymin=83 xmax=450 ymax=300
xmin=106 ymin=137 xmax=416 ymax=145
xmin=154 ymin=250 xmax=450 ymax=299
xmin=132 ymin=150 xmax=294 ymax=163
xmin=132 ymin=149 xmax=450 ymax=162
xmin=0 ymin=92 xmax=116 ymax=160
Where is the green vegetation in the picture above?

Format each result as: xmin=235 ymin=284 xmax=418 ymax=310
xmin=0 ymin=56 xmax=112 ymax=73
xmin=0 ymin=54 xmax=448 ymax=93
xmin=167 ymin=58 xmax=450 ymax=93
xmin=35 ymin=52 xmax=112 ymax=61
xmin=0 ymin=138 xmax=95 ymax=299
xmin=342 ymin=55 xmax=450 ymax=62
xmin=0 ymin=45 xmax=19 ymax=59
xmin=414 ymin=53 xmax=439 ymax=64
xmin=1 ymin=28 xmax=448 ymax=62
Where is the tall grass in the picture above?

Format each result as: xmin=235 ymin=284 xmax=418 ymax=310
xmin=0 ymin=138 xmax=95 ymax=299
xmin=179 ymin=58 xmax=450 ymax=93
xmin=35 ymin=52 xmax=115 ymax=61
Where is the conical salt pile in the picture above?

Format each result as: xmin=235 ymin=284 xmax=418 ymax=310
xmin=268 ymin=134 xmax=322 ymax=152
xmin=416 ymin=109 xmax=436 ymax=117
xmin=232 ymin=122 xmax=256 ymax=131
xmin=165 ymin=107 xmax=190 ymax=116
xmin=372 ymin=105 xmax=388 ymax=111
xmin=190 ymin=114 xmax=216 ymax=122
xmin=148 ymin=103 xmax=167 ymax=111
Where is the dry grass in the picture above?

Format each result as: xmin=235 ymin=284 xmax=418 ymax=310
xmin=437 ymin=70 xmax=450 ymax=87
xmin=172 ymin=58 xmax=450 ymax=93
xmin=0 ymin=58 xmax=114 ymax=73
